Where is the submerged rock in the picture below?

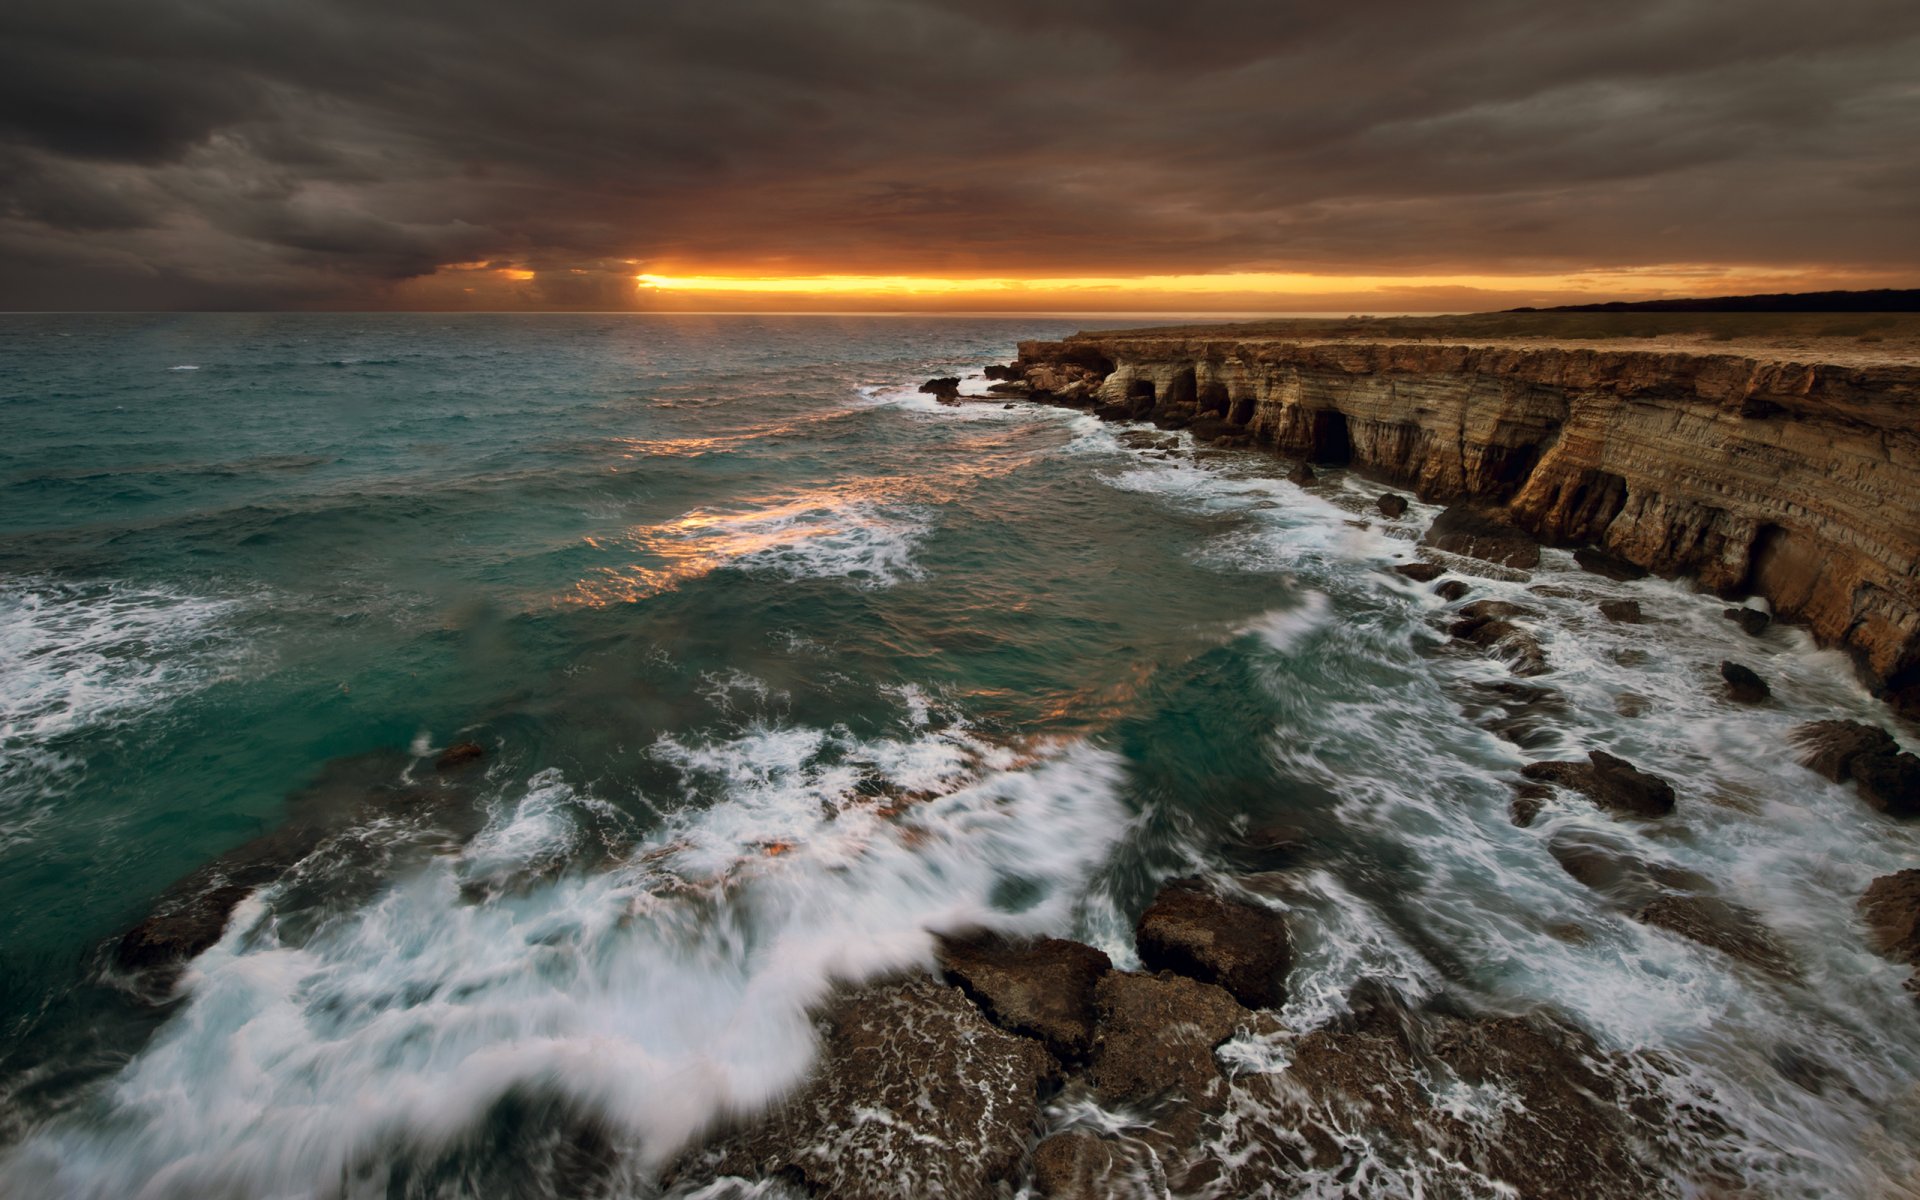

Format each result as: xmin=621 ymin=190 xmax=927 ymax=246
xmin=1459 ymin=680 xmax=1568 ymax=750
xmin=1720 ymin=661 xmax=1770 ymax=704
xmin=1288 ymin=461 xmax=1316 ymax=487
xmin=1134 ymin=880 xmax=1291 ymax=1010
xmin=1450 ymin=601 xmax=1550 ymax=676
xmin=1434 ymin=579 xmax=1471 ymax=601
xmin=1634 ymin=895 xmax=1797 ymax=977
xmin=1376 ymin=493 xmax=1409 ymax=518
xmin=435 ymin=740 xmax=486 ymax=771
xmin=1522 ymin=750 xmax=1676 ymax=818
xmin=1599 ymin=598 xmax=1643 ymax=623
xmin=1394 ymin=561 xmax=1445 ymax=583
xmin=1423 ymin=501 xmax=1541 ymax=569
xmin=111 ymin=750 xmax=490 ymax=995
xmin=692 ymin=978 xmax=1048 ymax=1200
xmin=938 ymin=933 xmax=1111 ymax=1062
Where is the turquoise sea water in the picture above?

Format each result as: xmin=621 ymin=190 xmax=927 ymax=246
xmin=1 ymin=314 xmax=1916 ymax=1198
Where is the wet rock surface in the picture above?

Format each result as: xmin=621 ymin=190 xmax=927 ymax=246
xmin=1376 ymin=492 xmax=1408 ymax=518
xmin=938 ymin=933 xmax=1111 ymax=1062
xmin=1634 ymin=895 xmax=1797 ymax=977
xmin=1522 ymin=750 xmax=1677 ymax=817
xmin=1423 ymin=501 xmax=1542 ymax=569
xmin=1193 ymin=991 xmax=1683 ymax=1200
xmin=434 ymin=739 xmax=486 ymax=770
xmin=110 ymin=750 xmax=487 ymax=994
xmin=1134 ymin=880 xmax=1291 ymax=1010
xmin=1724 ymin=606 xmax=1772 ymax=637
xmin=1449 ymin=599 xmax=1550 ymax=676
xmin=689 ymin=978 xmax=1049 ymax=1200
xmin=1794 ymin=720 xmax=1920 ymax=816
xmin=1089 ymin=970 xmax=1246 ymax=1107
xmin=918 ymin=376 xmax=962 ymax=403
xmin=1600 ymin=598 xmax=1644 ymax=623
xmin=1393 ymin=560 xmax=1445 ymax=583
xmin=1434 ymin=578 xmax=1471 ymax=601
xmin=1859 ymin=870 xmax=1920 ymax=974
xmin=1575 ymin=546 xmax=1650 ymax=580
xmin=1721 ymin=660 xmax=1770 ymax=704
xmin=1795 ymin=719 xmax=1899 ymax=782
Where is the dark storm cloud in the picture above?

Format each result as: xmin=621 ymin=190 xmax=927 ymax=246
xmin=0 ymin=0 xmax=1916 ymax=308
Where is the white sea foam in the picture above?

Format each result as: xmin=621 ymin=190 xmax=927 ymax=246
xmin=0 ymin=578 xmax=244 ymax=844
xmin=576 ymin=488 xmax=933 ymax=603
xmin=3 ymin=704 xmax=1130 ymax=1199
xmin=1042 ymin=412 xmax=1920 ymax=1195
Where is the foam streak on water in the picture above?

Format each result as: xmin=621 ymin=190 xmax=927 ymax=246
xmin=4 ymin=702 xmax=1128 ymax=1199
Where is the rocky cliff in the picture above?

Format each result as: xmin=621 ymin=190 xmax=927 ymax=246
xmin=1004 ymin=334 xmax=1920 ymax=714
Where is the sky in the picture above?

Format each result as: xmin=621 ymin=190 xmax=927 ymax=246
xmin=2 ymin=0 xmax=1916 ymax=313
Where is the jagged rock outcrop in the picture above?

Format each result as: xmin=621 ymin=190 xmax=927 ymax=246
xmin=1521 ymin=750 xmax=1677 ymax=817
xmin=1134 ymin=880 xmax=1291 ymax=1010
xmin=1794 ymin=720 xmax=1920 ymax=817
xmin=1004 ymin=335 xmax=1920 ymax=713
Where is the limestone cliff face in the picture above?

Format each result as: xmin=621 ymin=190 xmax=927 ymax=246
xmin=1010 ymin=335 xmax=1920 ymax=712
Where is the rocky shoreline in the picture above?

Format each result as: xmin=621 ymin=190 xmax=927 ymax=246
xmin=62 ymin=343 xmax=1920 ymax=1196
xmin=964 ymin=334 xmax=1920 ymax=718
xmin=102 ymin=499 xmax=1920 ymax=1196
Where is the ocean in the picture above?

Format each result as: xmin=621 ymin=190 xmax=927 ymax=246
xmin=0 ymin=313 xmax=1915 ymax=1198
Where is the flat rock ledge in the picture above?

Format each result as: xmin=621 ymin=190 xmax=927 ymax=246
xmin=664 ymin=880 xmax=1699 ymax=1199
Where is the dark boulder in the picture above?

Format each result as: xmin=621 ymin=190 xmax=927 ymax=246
xmin=1288 ymin=462 xmax=1316 ymax=487
xmin=691 ymin=978 xmax=1048 ymax=1200
xmin=1723 ymin=606 xmax=1771 ymax=636
xmin=919 ymin=376 xmax=962 ymax=404
xmin=1135 ymin=880 xmax=1291 ymax=1009
xmin=937 ymin=933 xmax=1111 ymax=1062
xmin=1599 ymin=599 xmax=1643 ymax=623
xmin=1394 ymin=561 xmax=1445 ymax=583
xmin=1435 ymin=579 xmax=1471 ymax=601
xmin=1573 ymin=547 xmax=1649 ymax=580
xmin=1377 ymin=493 xmax=1409 ymax=518
xmin=1521 ymin=751 xmax=1676 ymax=818
xmin=1422 ymin=502 xmax=1541 ymax=569
xmin=435 ymin=740 xmax=486 ymax=771
xmin=1854 ymin=752 xmax=1920 ymax=818
xmin=983 ymin=362 xmax=1021 ymax=381
xmin=1720 ymin=661 xmax=1769 ymax=704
